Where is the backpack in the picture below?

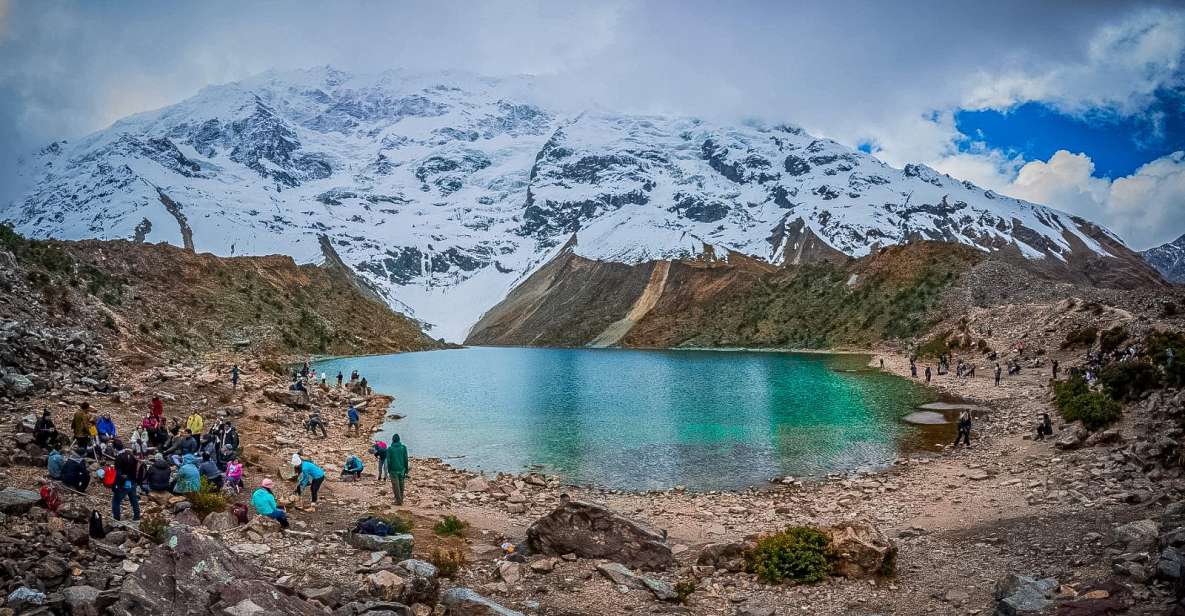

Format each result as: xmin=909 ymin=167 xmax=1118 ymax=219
xmin=101 ymin=465 xmax=116 ymax=488
xmin=89 ymin=510 xmax=106 ymax=539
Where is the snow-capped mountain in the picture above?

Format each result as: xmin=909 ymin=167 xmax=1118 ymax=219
xmin=1143 ymin=234 xmax=1185 ymax=284
xmin=2 ymin=67 xmax=1140 ymax=341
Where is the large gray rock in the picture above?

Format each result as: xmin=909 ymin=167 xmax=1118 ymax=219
xmin=346 ymin=531 xmax=414 ymax=560
xmin=595 ymin=562 xmax=677 ymax=601
xmin=264 ymin=388 xmax=310 ymax=409
xmin=62 ymin=585 xmax=117 ymax=616
xmin=203 ymin=511 xmax=237 ymax=531
xmin=825 ymin=523 xmax=897 ymax=578
xmin=1054 ymin=423 xmax=1087 ymax=450
xmin=114 ymin=526 xmax=324 ymax=615
xmin=395 ymin=559 xmax=440 ymax=605
xmin=0 ymin=487 xmax=41 ymax=514
xmin=440 ymin=588 xmax=524 ymax=616
xmin=994 ymin=574 xmax=1058 ymax=616
xmin=526 ymin=500 xmax=673 ymax=570
xmin=1113 ymin=519 xmax=1159 ymax=553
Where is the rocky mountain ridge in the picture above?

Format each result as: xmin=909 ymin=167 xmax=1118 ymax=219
xmin=2 ymin=66 xmax=1161 ymax=341
xmin=1144 ymin=233 xmax=1185 ymax=284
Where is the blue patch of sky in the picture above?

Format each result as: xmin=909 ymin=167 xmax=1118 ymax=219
xmin=953 ymin=88 xmax=1185 ymax=179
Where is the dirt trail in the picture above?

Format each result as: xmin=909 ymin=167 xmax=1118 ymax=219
xmin=587 ymin=260 xmax=670 ymax=347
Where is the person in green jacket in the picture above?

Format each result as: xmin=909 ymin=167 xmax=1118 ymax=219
xmin=385 ymin=433 xmax=409 ymax=505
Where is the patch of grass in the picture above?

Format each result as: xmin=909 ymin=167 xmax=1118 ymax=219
xmin=138 ymin=512 xmax=168 ymax=544
xmin=745 ymin=526 xmax=831 ymax=585
xmin=433 ymin=514 xmax=468 ymax=538
xmin=1054 ymin=376 xmax=1121 ymax=431
xmin=188 ymin=477 xmax=228 ymax=517
xmin=430 ymin=548 xmax=466 ymax=578
xmin=674 ymin=580 xmax=697 ymax=604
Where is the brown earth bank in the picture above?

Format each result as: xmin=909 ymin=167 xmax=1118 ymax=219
xmin=2 ymin=230 xmax=1185 ymax=615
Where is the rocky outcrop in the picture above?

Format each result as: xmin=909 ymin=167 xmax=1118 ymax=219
xmin=114 ymin=526 xmax=325 ymax=615
xmin=825 ymin=524 xmax=897 ymax=578
xmin=1143 ymin=233 xmax=1185 ymax=284
xmin=993 ymin=574 xmax=1058 ymax=616
xmin=526 ymin=500 xmax=674 ymax=571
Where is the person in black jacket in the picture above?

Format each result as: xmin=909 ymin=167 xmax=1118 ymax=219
xmin=111 ymin=441 xmax=141 ymax=521
xmin=953 ymin=411 xmax=972 ymax=447
xmin=61 ymin=450 xmax=90 ymax=493
xmin=145 ymin=454 xmax=173 ymax=492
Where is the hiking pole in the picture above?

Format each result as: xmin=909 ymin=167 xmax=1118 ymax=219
xmin=49 ymin=480 xmax=156 ymax=540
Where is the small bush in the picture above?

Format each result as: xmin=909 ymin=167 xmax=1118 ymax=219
xmin=375 ymin=513 xmax=413 ymax=534
xmin=746 ymin=526 xmax=831 ymax=585
xmin=1054 ymin=376 xmax=1122 ymax=431
xmin=1099 ymin=326 xmax=1129 ymax=355
xmin=188 ymin=477 xmax=228 ymax=517
xmin=1062 ymin=326 xmax=1099 ymax=349
xmin=139 ymin=512 xmax=168 ymax=544
xmin=430 ymin=548 xmax=466 ymax=578
xmin=433 ymin=515 xmax=467 ymax=538
xmin=1146 ymin=331 xmax=1185 ymax=388
xmin=1099 ymin=361 xmax=1161 ymax=401
xmin=916 ymin=332 xmax=952 ymax=359
xmin=674 ymin=580 xmax=697 ymax=604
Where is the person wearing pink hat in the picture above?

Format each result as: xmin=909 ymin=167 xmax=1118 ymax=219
xmin=250 ymin=477 xmax=288 ymax=528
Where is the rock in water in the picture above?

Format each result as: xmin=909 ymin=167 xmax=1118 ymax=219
xmin=114 ymin=526 xmax=324 ymax=615
xmin=439 ymin=588 xmax=524 ymax=616
xmin=526 ymin=500 xmax=673 ymax=570
xmin=994 ymin=574 xmax=1058 ymax=616
xmin=824 ymin=524 xmax=897 ymax=578
xmin=0 ymin=487 xmax=41 ymax=514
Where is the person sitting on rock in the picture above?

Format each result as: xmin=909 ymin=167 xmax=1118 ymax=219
xmin=1035 ymin=413 xmax=1053 ymax=440
xmin=130 ymin=426 xmax=149 ymax=458
xmin=61 ymin=449 xmax=90 ymax=493
xmin=251 ymin=478 xmax=289 ymax=529
xmin=198 ymin=452 xmax=224 ymax=490
xmin=34 ymin=409 xmax=61 ymax=449
xmin=96 ymin=414 xmax=117 ymax=441
xmin=225 ymin=457 xmax=244 ymax=494
xmin=294 ymin=456 xmax=326 ymax=503
xmin=173 ymin=454 xmax=201 ymax=495
xmin=145 ymin=454 xmax=173 ymax=493
xmin=341 ymin=455 xmax=364 ymax=480
xmin=47 ymin=447 xmax=64 ymax=480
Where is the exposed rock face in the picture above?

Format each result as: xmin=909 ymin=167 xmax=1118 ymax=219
xmin=113 ymin=526 xmax=324 ymax=615
xmin=526 ymin=500 xmax=674 ymax=571
xmin=824 ymin=524 xmax=897 ymax=578
xmin=0 ymin=488 xmax=41 ymax=515
xmin=439 ymin=588 xmax=524 ymax=616
xmin=1143 ymin=233 xmax=1185 ymax=283
xmin=993 ymin=574 xmax=1058 ymax=616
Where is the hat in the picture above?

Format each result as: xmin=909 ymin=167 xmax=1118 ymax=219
xmin=261 ymin=478 xmax=274 ymax=489
xmin=290 ymin=453 xmax=302 ymax=467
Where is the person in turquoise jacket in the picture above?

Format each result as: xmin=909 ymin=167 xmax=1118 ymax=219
xmin=173 ymin=453 xmax=201 ymax=494
xmin=251 ymin=478 xmax=288 ymax=528
xmin=294 ymin=458 xmax=326 ymax=503
xmin=341 ymin=455 xmax=364 ymax=480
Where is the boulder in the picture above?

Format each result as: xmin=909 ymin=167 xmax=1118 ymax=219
xmin=526 ymin=500 xmax=673 ymax=570
xmin=114 ymin=526 xmax=324 ymax=615
xmin=465 ymin=477 xmax=490 ymax=492
xmin=994 ymin=574 xmax=1057 ymax=616
xmin=0 ymin=487 xmax=41 ymax=514
xmin=335 ymin=600 xmax=414 ymax=616
xmin=696 ymin=542 xmax=748 ymax=572
xmin=439 ymin=588 xmax=524 ymax=616
xmin=347 ymin=531 xmax=414 ymax=560
xmin=264 ymin=388 xmax=310 ymax=408
xmin=396 ymin=559 xmax=440 ymax=605
xmin=1054 ymin=424 xmax=1088 ymax=450
xmin=203 ymin=511 xmax=237 ymax=531
xmin=247 ymin=514 xmax=282 ymax=535
xmin=174 ymin=509 xmax=202 ymax=526
xmin=300 ymin=586 xmax=341 ymax=608
xmin=367 ymin=570 xmax=405 ymax=600
xmin=1112 ymin=519 xmax=1159 ymax=553
xmin=824 ymin=524 xmax=897 ymax=577
xmin=595 ymin=562 xmax=677 ymax=601
xmin=62 ymin=585 xmax=111 ymax=615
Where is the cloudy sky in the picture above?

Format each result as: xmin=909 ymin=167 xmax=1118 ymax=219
xmin=1 ymin=0 xmax=1182 ymax=249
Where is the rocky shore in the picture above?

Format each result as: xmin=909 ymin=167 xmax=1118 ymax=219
xmin=1 ymin=340 xmax=1182 ymax=615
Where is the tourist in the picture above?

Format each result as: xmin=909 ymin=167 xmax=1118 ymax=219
xmin=1051 ymin=359 xmax=1059 ymax=380
xmin=185 ymin=410 xmax=204 ymax=436
xmin=130 ymin=426 xmax=149 ymax=458
xmin=305 ymin=410 xmax=328 ymax=437
xmin=1035 ymin=413 xmax=1053 ymax=440
xmin=61 ymin=450 xmax=90 ymax=493
xmin=96 ymin=414 xmax=116 ymax=441
xmin=359 ymin=377 xmax=369 ymax=395
xmin=910 ymin=362 xmax=917 ymax=378
xmin=924 ymin=366 xmax=932 ymax=384
xmin=231 ymin=364 xmax=240 ymax=390
xmin=111 ymin=440 xmax=142 ymax=521
xmin=198 ymin=452 xmax=225 ymax=490
xmin=385 ymin=433 xmax=409 ymax=506
xmin=173 ymin=454 xmax=201 ymax=495
xmin=879 ymin=358 xmax=884 ymax=370
xmin=72 ymin=403 xmax=93 ymax=449
xmin=295 ymin=456 xmax=326 ymax=503
xmin=336 ymin=371 xmax=343 ymax=387
xmin=151 ymin=395 xmax=164 ymax=418
xmin=251 ymin=478 xmax=289 ymax=529
xmin=341 ymin=454 xmax=364 ymax=480
xmin=347 ymin=404 xmax=360 ymax=435
xmin=39 ymin=480 xmax=61 ymax=514
xmin=47 ymin=447 xmax=64 ymax=480
xmin=34 ymin=409 xmax=60 ymax=450
xmin=371 ymin=441 xmax=388 ymax=481
xmin=994 ymin=363 xmax=1002 ymax=386
xmin=145 ymin=454 xmax=173 ymax=492
xmin=225 ymin=457 xmax=244 ymax=494
xmin=953 ymin=411 xmax=972 ymax=447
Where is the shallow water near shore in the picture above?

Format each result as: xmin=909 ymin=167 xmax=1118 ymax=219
xmin=317 ymin=347 xmax=946 ymax=491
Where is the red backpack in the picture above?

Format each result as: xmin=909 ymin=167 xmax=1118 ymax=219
xmin=102 ymin=465 xmax=116 ymax=488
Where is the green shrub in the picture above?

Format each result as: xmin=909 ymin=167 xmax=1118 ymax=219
xmin=746 ymin=526 xmax=831 ymax=584
xmin=1146 ymin=331 xmax=1185 ymax=388
xmin=430 ymin=548 xmax=466 ymax=578
xmin=433 ymin=515 xmax=467 ymax=538
xmin=375 ymin=513 xmax=413 ymax=534
xmin=916 ymin=332 xmax=952 ymax=359
xmin=1099 ymin=361 xmax=1161 ymax=401
xmin=188 ymin=477 xmax=227 ymax=517
xmin=1054 ymin=376 xmax=1122 ymax=431
xmin=1062 ymin=326 xmax=1099 ymax=349
xmin=1099 ymin=326 xmax=1129 ymax=355
xmin=674 ymin=580 xmax=697 ymax=604
xmin=139 ymin=512 xmax=168 ymax=544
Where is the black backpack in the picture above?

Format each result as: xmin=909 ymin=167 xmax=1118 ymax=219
xmin=89 ymin=510 xmax=106 ymax=539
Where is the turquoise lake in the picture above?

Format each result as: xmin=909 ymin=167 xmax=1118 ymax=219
xmin=315 ymin=347 xmax=944 ymax=491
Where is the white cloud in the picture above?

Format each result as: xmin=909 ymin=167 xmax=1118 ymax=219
xmin=932 ymin=149 xmax=1185 ymax=250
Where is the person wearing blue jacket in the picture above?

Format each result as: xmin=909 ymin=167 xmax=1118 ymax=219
xmin=341 ymin=455 xmax=364 ymax=480
xmin=346 ymin=404 xmax=360 ymax=435
xmin=173 ymin=453 xmax=201 ymax=494
xmin=295 ymin=457 xmax=326 ymax=503
xmin=96 ymin=415 xmax=116 ymax=441
xmin=251 ymin=478 xmax=288 ymax=529
xmin=47 ymin=448 xmax=64 ymax=479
